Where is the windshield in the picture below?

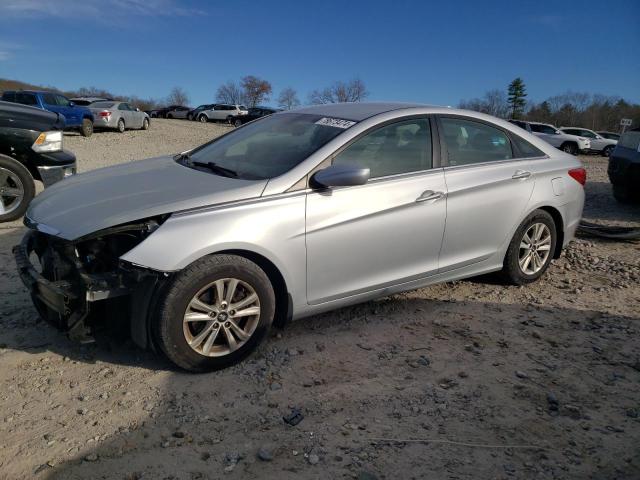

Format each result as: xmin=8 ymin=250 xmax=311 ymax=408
xmin=181 ymin=113 xmax=354 ymax=180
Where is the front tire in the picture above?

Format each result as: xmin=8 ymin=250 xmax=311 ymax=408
xmin=602 ymin=145 xmax=613 ymax=157
xmin=501 ymin=209 xmax=557 ymax=285
xmin=198 ymin=114 xmax=208 ymax=123
xmin=234 ymin=118 xmax=242 ymax=127
xmin=0 ymin=156 xmax=35 ymax=223
xmin=153 ymin=254 xmax=275 ymax=372
xmin=142 ymin=118 xmax=149 ymax=130
xmin=117 ymin=118 xmax=125 ymax=133
xmin=80 ymin=118 xmax=93 ymax=137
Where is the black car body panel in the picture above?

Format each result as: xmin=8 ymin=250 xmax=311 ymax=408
xmin=608 ymin=128 xmax=640 ymax=194
xmin=232 ymin=107 xmax=279 ymax=125
xmin=0 ymin=100 xmax=76 ymax=182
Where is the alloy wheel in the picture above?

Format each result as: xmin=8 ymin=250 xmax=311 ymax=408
xmin=0 ymin=167 xmax=25 ymax=215
xmin=518 ymin=223 xmax=552 ymax=275
xmin=183 ymin=278 xmax=261 ymax=357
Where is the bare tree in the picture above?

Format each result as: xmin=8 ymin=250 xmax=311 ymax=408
xmin=216 ymin=81 xmax=246 ymax=105
xmin=166 ymin=86 xmax=190 ymax=106
xmin=277 ymin=87 xmax=300 ymax=110
xmin=308 ymin=78 xmax=369 ymax=104
xmin=241 ymin=75 xmax=272 ymax=107
xmin=458 ymin=89 xmax=509 ymax=118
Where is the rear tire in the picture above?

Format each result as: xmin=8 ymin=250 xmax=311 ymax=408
xmin=153 ymin=254 xmax=275 ymax=372
xmin=501 ymin=209 xmax=557 ymax=286
xmin=80 ymin=118 xmax=93 ymax=137
xmin=0 ymin=155 xmax=35 ymax=223
xmin=198 ymin=114 xmax=208 ymax=123
xmin=142 ymin=118 xmax=149 ymax=130
xmin=117 ymin=118 xmax=125 ymax=133
xmin=561 ymin=142 xmax=577 ymax=155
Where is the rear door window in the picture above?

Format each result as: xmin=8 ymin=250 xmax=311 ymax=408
xmin=511 ymin=134 xmax=545 ymax=158
xmin=2 ymin=92 xmax=16 ymax=102
xmin=440 ymin=117 xmax=513 ymax=166
xmin=16 ymin=93 xmax=38 ymax=105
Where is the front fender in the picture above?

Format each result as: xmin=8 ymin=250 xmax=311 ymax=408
xmin=120 ymin=192 xmax=307 ymax=303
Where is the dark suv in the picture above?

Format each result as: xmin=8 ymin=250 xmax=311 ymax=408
xmin=608 ymin=128 xmax=640 ymax=203
xmin=0 ymin=101 xmax=76 ymax=221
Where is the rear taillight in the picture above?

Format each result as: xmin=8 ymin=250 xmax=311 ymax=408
xmin=99 ymin=110 xmax=111 ymax=117
xmin=568 ymin=167 xmax=587 ymax=186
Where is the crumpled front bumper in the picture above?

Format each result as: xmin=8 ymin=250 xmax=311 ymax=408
xmin=13 ymin=230 xmax=132 ymax=340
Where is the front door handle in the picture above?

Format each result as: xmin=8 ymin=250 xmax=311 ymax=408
xmin=512 ymin=170 xmax=532 ymax=180
xmin=416 ymin=190 xmax=444 ymax=202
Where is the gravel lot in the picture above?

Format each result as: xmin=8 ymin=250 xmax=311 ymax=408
xmin=0 ymin=120 xmax=638 ymax=479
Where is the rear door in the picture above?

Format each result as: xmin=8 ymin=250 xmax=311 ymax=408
xmin=55 ymin=94 xmax=79 ymax=125
xmin=305 ymin=116 xmax=447 ymax=304
xmin=437 ymin=116 xmax=536 ymax=272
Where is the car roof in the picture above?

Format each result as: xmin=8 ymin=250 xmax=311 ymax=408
xmin=290 ymin=102 xmax=440 ymax=121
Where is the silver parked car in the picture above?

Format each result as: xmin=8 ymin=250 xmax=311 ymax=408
xmin=196 ymin=104 xmax=248 ymax=123
xmin=89 ymin=101 xmax=150 ymax=132
xmin=14 ymin=103 xmax=586 ymax=372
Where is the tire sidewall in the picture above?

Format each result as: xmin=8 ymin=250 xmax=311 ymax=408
xmin=156 ymin=255 xmax=275 ymax=372
xmin=117 ymin=119 xmax=125 ymax=133
xmin=81 ymin=119 xmax=93 ymax=137
xmin=0 ymin=156 xmax=36 ymax=222
xmin=143 ymin=118 xmax=149 ymax=130
xmin=504 ymin=210 xmax=557 ymax=285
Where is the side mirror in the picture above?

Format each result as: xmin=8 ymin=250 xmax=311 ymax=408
xmin=69 ymin=101 xmax=75 ymax=107
xmin=311 ymin=164 xmax=370 ymax=189
xmin=136 ymin=107 xmax=140 ymax=112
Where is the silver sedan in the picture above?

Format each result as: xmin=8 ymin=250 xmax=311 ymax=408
xmin=16 ymin=103 xmax=585 ymax=372
xmin=89 ymin=101 xmax=150 ymax=132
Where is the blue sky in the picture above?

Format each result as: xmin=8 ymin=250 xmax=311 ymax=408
xmin=0 ymin=0 xmax=638 ymax=107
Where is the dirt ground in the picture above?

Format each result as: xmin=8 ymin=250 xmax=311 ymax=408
xmin=0 ymin=122 xmax=638 ymax=479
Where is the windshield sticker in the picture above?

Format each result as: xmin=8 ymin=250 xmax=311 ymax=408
xmin=315 ymin=117 xmax=356 ymax=129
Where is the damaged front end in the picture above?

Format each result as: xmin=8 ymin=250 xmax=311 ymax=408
xmin=13 ymin=219 xmax=167 ymax=347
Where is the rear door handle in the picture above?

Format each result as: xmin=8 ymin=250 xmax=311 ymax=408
xmin=512 ymin=170 xmax=531 ymax=180
xmin=416 ymin=190 xmax=445 ymax=202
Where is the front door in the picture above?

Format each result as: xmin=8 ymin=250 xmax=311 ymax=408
xmin=437 ymin=116 xmax=535 ymax=271
xmin=305 ymin=117 xmax=447 ymax=304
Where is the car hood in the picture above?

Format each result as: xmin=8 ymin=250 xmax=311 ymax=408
xmin=26 ymin=156 xmax=268 ymax=240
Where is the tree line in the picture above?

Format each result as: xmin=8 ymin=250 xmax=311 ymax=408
xmin=459 ymin=78 xmax=639 ymax=132
xmin=0 ymin=76 xmax=369 ymax=112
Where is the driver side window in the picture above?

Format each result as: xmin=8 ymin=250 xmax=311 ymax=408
xmin=332 ymin=118 xmax=432 ymax=179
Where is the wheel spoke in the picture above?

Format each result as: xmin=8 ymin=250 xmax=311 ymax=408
xmin=228 ymin=320 xmax=249 ymax=340
xmin=215 ymin=280 xmax=225 ymax=306
xmin=537 ymin=244 xmax=551 ymax=251
xmin=232 ymin=306 xmax=260 ymax=318
xmin=534 ymin=224 xmax=544 ymax=241
xmin=225 ymin=278 xmax=238 ymax=304
xmin=2 ymin=187 xmax=22 ymax=197
xmin=188 ymin=321 xmax=215 ymax=348
xmin=201 ymin=324 xmax=221 ymax=355
xmin=189 ymin=297 xmax=216 ymax=314
xmin=230 ymin=292 xmax=257 ymax=311
xmin=519 ymin=241 xmax=531 ymax=251
xmin=184 ymin=312 xmax=211 ymax=323
xmin=223 ymin=326 xmax=238 ymax=351
xmin=520 ymin=253 xmax=532 ymax=272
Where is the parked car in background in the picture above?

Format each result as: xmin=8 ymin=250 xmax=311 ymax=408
xmin=15 ymin=103 xmax=585 ymax=371
xmin=1 ymin=90 xmax=95 ymax=137
xmin=187 ymin=104 xmax=215 ymax=121
xmin=597 ymin=131 xmax=621 ymax=141
xmin=70 ymin=97 xmax=111 ymax=106
xmin=560 ymin=127 xmax=617 ymax=156
xmin=165 ymin=106 xmax=191 ymax=119
xmin=608 ymin=127 xmax=640 ymax=203
xmin=0 ymin=101 xmax=76 ymax=221
xmin=231 ymin=107 xmax=279 ymax=127
xmin=509 ymin=120 xmax=590 ymax=155
xmin=89 ymin=101 xmax=150 ymax=133
xmin=146 ymin=109 xmax=162 ymax=118
xmin=152 ymin=105 xmax=182 ymax=119
xmin=196 ymin=104 xmax=248 ymax=123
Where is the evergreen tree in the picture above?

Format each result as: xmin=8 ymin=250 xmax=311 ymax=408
xmin=508 ymin=77 xmax=527 ymax=119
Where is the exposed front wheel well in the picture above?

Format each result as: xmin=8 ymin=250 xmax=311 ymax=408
xmin=539 ymin=206 xmax=564 ymax=258
xmin=218 ymin=249 xmax=291 ymax=328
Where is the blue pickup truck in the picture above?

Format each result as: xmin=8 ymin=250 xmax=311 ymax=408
xmin=1 ymin=90 xmax=95 ymax=137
